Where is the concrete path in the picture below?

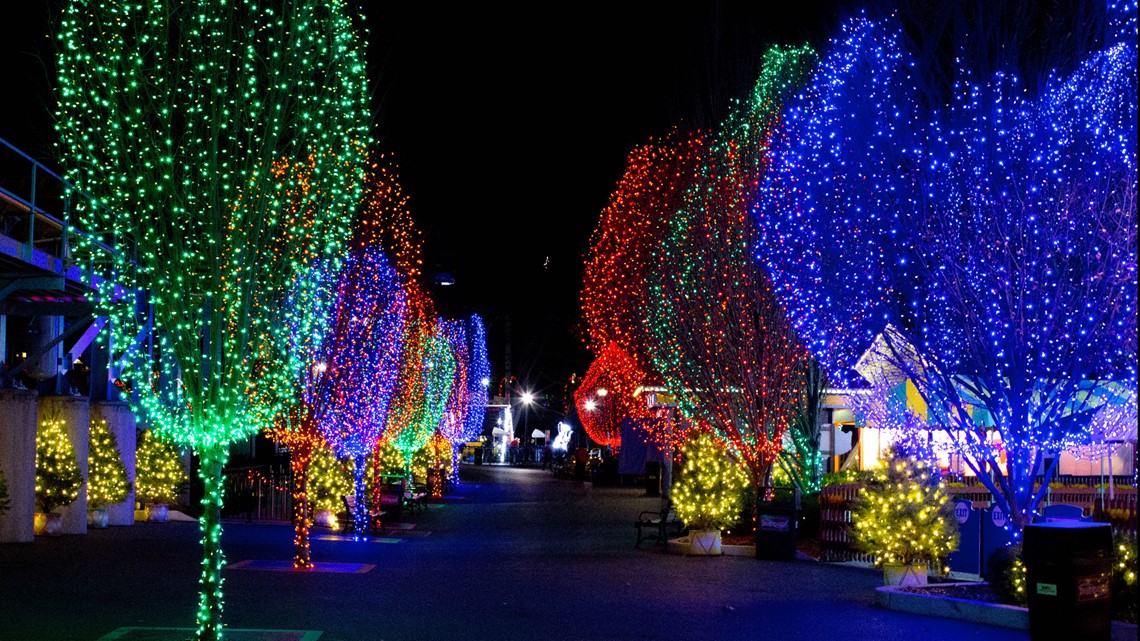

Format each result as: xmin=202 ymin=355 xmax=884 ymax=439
xmin=0 ymin=464 xmax=1116 ymax=640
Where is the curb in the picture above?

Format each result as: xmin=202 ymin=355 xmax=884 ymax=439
xmin=875 ymin=583 xmax=1029 ymax=630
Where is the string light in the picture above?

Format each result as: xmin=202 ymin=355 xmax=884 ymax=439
xmin=56 ymin=1 xmax=371 ymax=634
xmin=758 ymin=7 xmax=1137 ymax=533
xmin=35 ymin=418 xmax=85 ymax=515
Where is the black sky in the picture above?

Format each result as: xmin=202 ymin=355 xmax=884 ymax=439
xmin=0 ymin=0 xmax=849 ymax=407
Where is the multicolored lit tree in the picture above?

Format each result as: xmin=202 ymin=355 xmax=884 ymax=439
xmin=55 ymin=2 xmax=370 ymax=634
xmin=436 ymin=318 xmax=470 ymax=471
xmin=355 ymin=155 xmax=454 ymax=484
xmin=759 ymin=8 xmax=1137 ymax=533
xmin=646 ymin=45 xmax=815 ymax=490
xmin=388 ymin=318 xmax=456 ymax=475
xmin=580 ymin=130 xmax=707 ymax=375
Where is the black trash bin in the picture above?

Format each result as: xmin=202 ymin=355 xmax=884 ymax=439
xmin=755 ymin=487 xmax=800 ymax=561
xmin=1022 ymin=521 xmax=1114 ymax=641
xmin=472 ymin=446 xmax=483 ymax=465
xmin=644 ymin=461 xmax=661 ymax=497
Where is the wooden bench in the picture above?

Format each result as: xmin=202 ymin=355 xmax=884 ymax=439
xmin=635 ymin=500 xmax=684 ymax=548
xmin=340 ymin=495 xmax=385 ymax=536
xmin=404 ymin=480 xmax=428 ymax=513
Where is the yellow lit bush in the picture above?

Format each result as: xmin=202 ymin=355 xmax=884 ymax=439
xmin=35 ymin=417 xmax=85 ymax=513
xmin=135 ymin=429 xmax=188 ymax=506
xmin=672 ymin=432 xmax=749 ymax=531
xmin=88 ymin=419 xmax=131 ymax=508
xmin=851 ymin=454 xmax=958 ymax=568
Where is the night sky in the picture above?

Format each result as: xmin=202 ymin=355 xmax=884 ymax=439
xmin=0 ymin=1 xmax=848 ymax=407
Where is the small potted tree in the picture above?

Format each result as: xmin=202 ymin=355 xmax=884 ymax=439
xmin=87 ymin=418 xmax=131 ymax=528
xmin=851 ymin=452 xmax=959 ymax=585
xmin=134 ymin=429 xmax=188 ymax=522
xmin=673 ymin=432 xmax=750 ymax=556
xmin=35 ymin=418 xmax=85 ymax=536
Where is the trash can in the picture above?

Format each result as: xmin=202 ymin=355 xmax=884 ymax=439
xmin=472 ymin=446 xmax=483 ymax=465
xmin=755 ymin=487 xmax=800 ymax=561
xmin=644 ymin=461 xmax=660 ymax=497
xmin=1022 ymin=521 xmax=1114 ymax=641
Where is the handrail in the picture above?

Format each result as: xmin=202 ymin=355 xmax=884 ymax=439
xmin=0 ymin=136 xmax=120 ymax=263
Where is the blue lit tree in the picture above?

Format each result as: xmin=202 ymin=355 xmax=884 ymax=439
xmin=758 ymin=6 xmax=1137 ymax=534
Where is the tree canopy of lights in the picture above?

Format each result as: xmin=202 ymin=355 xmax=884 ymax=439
xmin=35 ymin=417 xmax=84 ymax=514
xmin=55 ymin=1 xmax=370 ymax=634
xmin=672 ymin=431 xmax=750 ymax=532
xmin=461 ymin=315 xmax=492 ymax=446
xmin=387 ymin=319 xmax=456 ymax=474
xmin=573 ymin=342 xmax=652 ymax=448
xmin=87 ymin=418 xmax=131 ymax=509
xmin=646 ymin=45 xmax=815 ymax=490
xmin=438 ymin=316 xmax=490 ymax=479
xmin=315 ymin=245 xmax=407 ymax=541
xmin=354 ymin=154 xmax=453 ymax=481
xmin=580 ymin=130 xmax=707 ymax=377
xmin=759 ymin=5 xmax=1137 ymax=533
xmin=851 ymin=454 xmax=958 ymax=570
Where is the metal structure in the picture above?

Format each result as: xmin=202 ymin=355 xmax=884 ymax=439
xmin=0 ymin=137 xmax=137 ymax=399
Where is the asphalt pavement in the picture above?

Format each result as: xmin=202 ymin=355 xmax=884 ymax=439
xmin=0 ymin=464 xmax=1125 ymax=641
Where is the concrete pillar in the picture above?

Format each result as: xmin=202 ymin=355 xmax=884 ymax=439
xmin=92 ymin=401 xmax=136 ymax=526
xmin=38 ymin=395 xmax=90 ymax=535
xmin=0 ymin=388 xmax=39 ymax=542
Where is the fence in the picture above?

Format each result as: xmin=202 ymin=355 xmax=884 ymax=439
xmin=222 ymin=465 xmax=292 ymax=522
xmin=819 ymin=481 xmax=1138 ymax=563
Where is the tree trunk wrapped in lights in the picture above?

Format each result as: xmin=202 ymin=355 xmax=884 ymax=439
xmin=55 ymin=1 xmax=371 ymax=636
xmin=758 ymin=8 xmax=1137 ymax=535
xmin=646 ymin=45 xmax=816 ymax=491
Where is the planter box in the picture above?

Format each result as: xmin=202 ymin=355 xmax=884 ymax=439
xmin=876 ymin=583 xmax=1029 ymax=630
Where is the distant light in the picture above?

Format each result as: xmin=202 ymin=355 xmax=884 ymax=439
xmin=596 ymin=388 xmax=608 ymax=397
xmin=584 ymin=399 xmax=597 ymax=411
xmin=521 ymin=391 xmax=535 ymax=405
xmin=313 ymin=362 xmax=328 ymax=374
xmin=480 ymin=377 xmax=490 ymax=387
xmin=432 ymin=271 xmax=456 ymax=286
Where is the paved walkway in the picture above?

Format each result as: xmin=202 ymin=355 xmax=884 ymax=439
xmin=0 ymin=465 xmax=1127 ymax=640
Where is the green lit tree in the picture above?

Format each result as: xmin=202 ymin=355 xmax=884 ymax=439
xmin=135 ymin=429 xmax=188 ymax=507
xmin=87 ymin=419 xmax=131 ymax=509
xmin=35 ymin=418 xmax=85 ymax=515
xmin=777 ymin=357 xmax=827 ymax=496
xmin=55 ymin=1 xmax=371 ymax=636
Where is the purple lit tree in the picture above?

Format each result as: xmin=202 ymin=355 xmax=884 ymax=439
xmin=315 ymin=245 xmax=407 ymax=537
xmin=758 ymin=6 xmax=1137 ymax=534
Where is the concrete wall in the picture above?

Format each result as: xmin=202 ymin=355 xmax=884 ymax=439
xmin=0 ymin=388 xmax=38 ymax=542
